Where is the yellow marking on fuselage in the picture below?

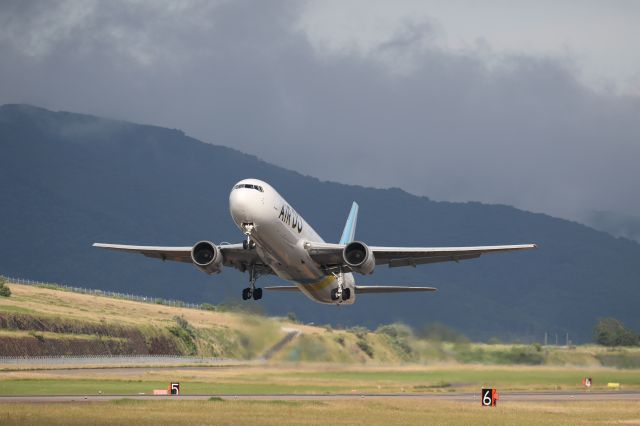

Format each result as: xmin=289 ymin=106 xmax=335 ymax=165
xmin=301 ymin=275 xmax=336 ymax=291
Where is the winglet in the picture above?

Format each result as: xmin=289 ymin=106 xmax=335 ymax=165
xmin=339 ymin=202 xmax=359 ymax=244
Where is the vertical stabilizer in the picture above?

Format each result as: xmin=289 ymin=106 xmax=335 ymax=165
xmin=339 ymin=202 xmax=359 ymax=244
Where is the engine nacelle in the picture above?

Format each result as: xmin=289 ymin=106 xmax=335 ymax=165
xmin=191 ymin=241 xmax=223 ymax=274
xmin=343 ymin=241 xmax=375 ymax=275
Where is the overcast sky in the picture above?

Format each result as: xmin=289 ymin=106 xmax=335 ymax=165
xmin=1 ymin=0 xmax=639 ymax=222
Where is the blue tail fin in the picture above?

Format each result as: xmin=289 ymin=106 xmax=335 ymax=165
xmin=339 ymin=202 xmax=359 ymax=244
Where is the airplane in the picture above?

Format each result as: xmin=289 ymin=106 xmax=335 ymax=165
xmin=94 ymin=178 xmax=536 ymax=305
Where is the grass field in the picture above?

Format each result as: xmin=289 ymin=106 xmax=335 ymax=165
xmin=1 ymin=363 xmax=639 ymax=396
xmin=0 ymin=399 xmax=639 ymax=425
xmin=1 ymin=363 xmax=639 ymax=425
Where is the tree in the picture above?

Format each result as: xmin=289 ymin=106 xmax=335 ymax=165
xmin=0 ymin=277 xmax=10 ymax=297
xmin=594 ymin=318 xmax=639 ymax=347
xmin=0 ymin=287 xmax=9 ymax=297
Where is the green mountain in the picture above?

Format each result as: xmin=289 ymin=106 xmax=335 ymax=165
xmin=1 ymin=104 xmax=638 ymax=343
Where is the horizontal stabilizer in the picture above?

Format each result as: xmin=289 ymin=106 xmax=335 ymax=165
xmin=264 ymin=285 xmax=437 ymax=294
xmin=355 ymin=285 xmax=437 ymax=294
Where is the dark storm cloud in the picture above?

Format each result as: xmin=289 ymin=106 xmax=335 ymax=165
xmin=1 ymin=0 xmax=639 ymax=221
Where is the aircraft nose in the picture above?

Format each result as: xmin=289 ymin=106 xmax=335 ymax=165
xmin=229 ymin=187 xmax=254 ymax=223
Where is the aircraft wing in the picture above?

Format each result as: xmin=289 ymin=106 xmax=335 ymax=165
xmin=306 ymin=242 xmax=537 ymax=270
xmin=92 ymin=242 xmax=272 ymax=274
xmin=93 ymin=243 xmax=193 ymax=262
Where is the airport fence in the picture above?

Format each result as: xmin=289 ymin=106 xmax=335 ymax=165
xmin=0 ymin=275 xmax=206 ymax=310
xmin=0 ymin=355 xmax=239 ymax=366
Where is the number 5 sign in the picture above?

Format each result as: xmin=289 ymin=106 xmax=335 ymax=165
xmin=170 ymin=382 xmax=180 ymax=395
xmin=481 ymin=388 xmax=498 ymax=406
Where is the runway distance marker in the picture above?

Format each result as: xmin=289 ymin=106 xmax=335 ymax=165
xmin=170 ymin=383 xmax=180 ymax=395
xmin=481 ymin=388 xmax=498 ymax=407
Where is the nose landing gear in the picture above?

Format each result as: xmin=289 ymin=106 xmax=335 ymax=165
xmin=241 ymin=223 xmax=256 ymax=250
xmin=242 ymin=238 xmax=256 ymax=250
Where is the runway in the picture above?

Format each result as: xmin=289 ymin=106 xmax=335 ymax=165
xmin=1 ymin=391 xmax=638 ymax=403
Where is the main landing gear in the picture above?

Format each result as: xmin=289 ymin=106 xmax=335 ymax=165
xmin=330 ymin=272 xmax=351 ymax=302
xmin=242 ymin=264 xmax=262 ymax=301
xmin=242 ymin=287 xmax=262 ymax=300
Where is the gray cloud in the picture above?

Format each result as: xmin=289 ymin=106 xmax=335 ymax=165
xmin=1 ymin=0 xmax=639 ymax=222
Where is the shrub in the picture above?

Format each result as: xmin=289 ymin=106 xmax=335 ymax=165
xmin=376 ymin=323 xmax=415 ymax=358
xmin=376 ymin=323 xmax=413 ymax=339
xmin=456 ymin=345 xmax=544 ymax=365
xmin=356 ymin=339 xmax=374 ymax=358
xmin=0 ymin=280 xmax=10 ymax=297
xmin=168 ymin=315 xmax=197 ymax=355
xmin=174 ymin=315 xmax=192 ymax=331
xmin=28 ymin=330 xmax=45 ymax=342
xmin=594 ymin=318 xmax=639 ymax=347
xmin=500 ymin=346 xmax=545 ymax=365
xmin=348 ymin=326 xmax=369 ymax=339
xmin=201 ymin=303 xmax=216 ymax=311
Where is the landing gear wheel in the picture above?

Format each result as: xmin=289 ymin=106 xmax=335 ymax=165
xmin=243 ymin=264 xmax=262 ymax=301
xmin=242 ymin=288 xmax=252 ymax=300
xmin=253 ymin=288 xmax=263 ymax=300
xmin=342 ymin=288 xmax=351 ymax=301
xmin=243 ymin=236 xmax=256 ymax=250
xmin=331 ymin=288 xmax=340 ymax=301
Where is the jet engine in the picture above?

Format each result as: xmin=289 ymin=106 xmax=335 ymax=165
xmin=191 ymin=241 xmax=223 ymax=274
xmin=343 ymin=241 xmax=375 ymax=275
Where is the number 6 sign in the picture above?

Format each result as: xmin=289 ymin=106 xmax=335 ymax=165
xmin=481 ymin=388 xmax=498 ymax=406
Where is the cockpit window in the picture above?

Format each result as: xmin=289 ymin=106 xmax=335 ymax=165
xmin=233 ymin=184 xmax=264 ymax=192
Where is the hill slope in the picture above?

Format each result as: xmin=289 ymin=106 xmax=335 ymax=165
xmin=0 ymin=283 xmax=284 ymax=358
xmin=1 ymin=104 xmax=639 ymax=342
xmin=0 ymin=282 xmax=417 ymax=363
xmin=2 ymin=282 xmax=639 ymax=368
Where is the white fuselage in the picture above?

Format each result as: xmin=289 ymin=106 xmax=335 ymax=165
xmin=229 ymin=179 xmax=355 ymax=304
